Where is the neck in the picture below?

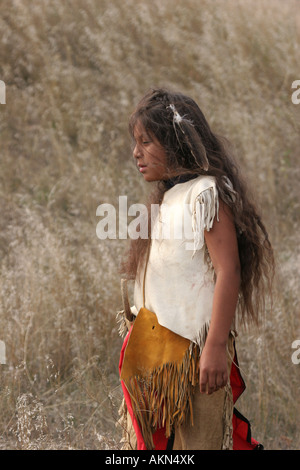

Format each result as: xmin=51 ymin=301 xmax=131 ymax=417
xmin=163 ymin=173 xmax=199 ymax=190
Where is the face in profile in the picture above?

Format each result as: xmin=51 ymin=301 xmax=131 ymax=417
xmin=132 ymin=121 xmax=168 ymax=182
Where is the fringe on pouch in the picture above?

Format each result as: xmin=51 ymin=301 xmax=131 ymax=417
xmin=122 ymin=341 xmax=200 ymax=451
xmin=117 ymin=308 xmax=234 ymax=450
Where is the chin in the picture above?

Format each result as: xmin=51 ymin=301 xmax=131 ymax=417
xmin=142 ymin=171 xmax=164 ymax=182
xmin=143 ymin=175 xmax=161 ymax=182
xmin=142 ymin=173 xmax=154 ymax=182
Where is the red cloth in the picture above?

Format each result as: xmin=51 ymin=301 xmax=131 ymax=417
xmin=119 ymin=328 xmax=262 ymax=450
xmin=230 ymin=346 xmax=262 ymax=450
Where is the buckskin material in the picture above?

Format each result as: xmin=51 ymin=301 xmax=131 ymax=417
xmin=120 ymin=307 xmax=199 ymax=450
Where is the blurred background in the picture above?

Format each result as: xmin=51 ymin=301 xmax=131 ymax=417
xmin=0 ymin=0 xmax=299 ymax=449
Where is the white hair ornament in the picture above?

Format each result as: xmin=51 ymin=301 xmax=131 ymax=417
xmin=166 ymin=103 xmax=209 ymax=172
xmin=168 ymin=103 xmax=183 ymax=125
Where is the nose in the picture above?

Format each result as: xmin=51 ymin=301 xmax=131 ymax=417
xmin=133 ymin=142 xmax=142 ymax=159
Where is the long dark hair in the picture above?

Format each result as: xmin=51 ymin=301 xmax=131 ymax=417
xmin=121 ymin=88 xmax=274 ymax=326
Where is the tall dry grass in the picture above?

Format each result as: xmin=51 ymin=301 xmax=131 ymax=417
xmin=0 ymin=0 xmax=299 ymax=449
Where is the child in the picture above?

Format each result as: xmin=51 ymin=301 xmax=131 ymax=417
xmin=118 ymin=88 xmax=274 ymax=450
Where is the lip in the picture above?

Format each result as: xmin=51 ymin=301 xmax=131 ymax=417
xmin=138 ymin=164 xmax=147 ymax=172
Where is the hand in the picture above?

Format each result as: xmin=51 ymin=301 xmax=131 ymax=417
xmin=199 ymin=341 xmax=228 ymax=394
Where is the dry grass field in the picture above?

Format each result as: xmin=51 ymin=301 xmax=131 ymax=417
xmin=0 ymin=0 xmax=299 ymax=450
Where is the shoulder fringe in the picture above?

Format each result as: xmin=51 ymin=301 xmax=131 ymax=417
xmin=123 ymin=341 xmax=200 ymax=450
xmin=192 ymin=185 xmax=219 ymax=257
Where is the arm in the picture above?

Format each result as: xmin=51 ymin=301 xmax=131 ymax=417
xmin=199 ymin=200 xmax=241 ymax=394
